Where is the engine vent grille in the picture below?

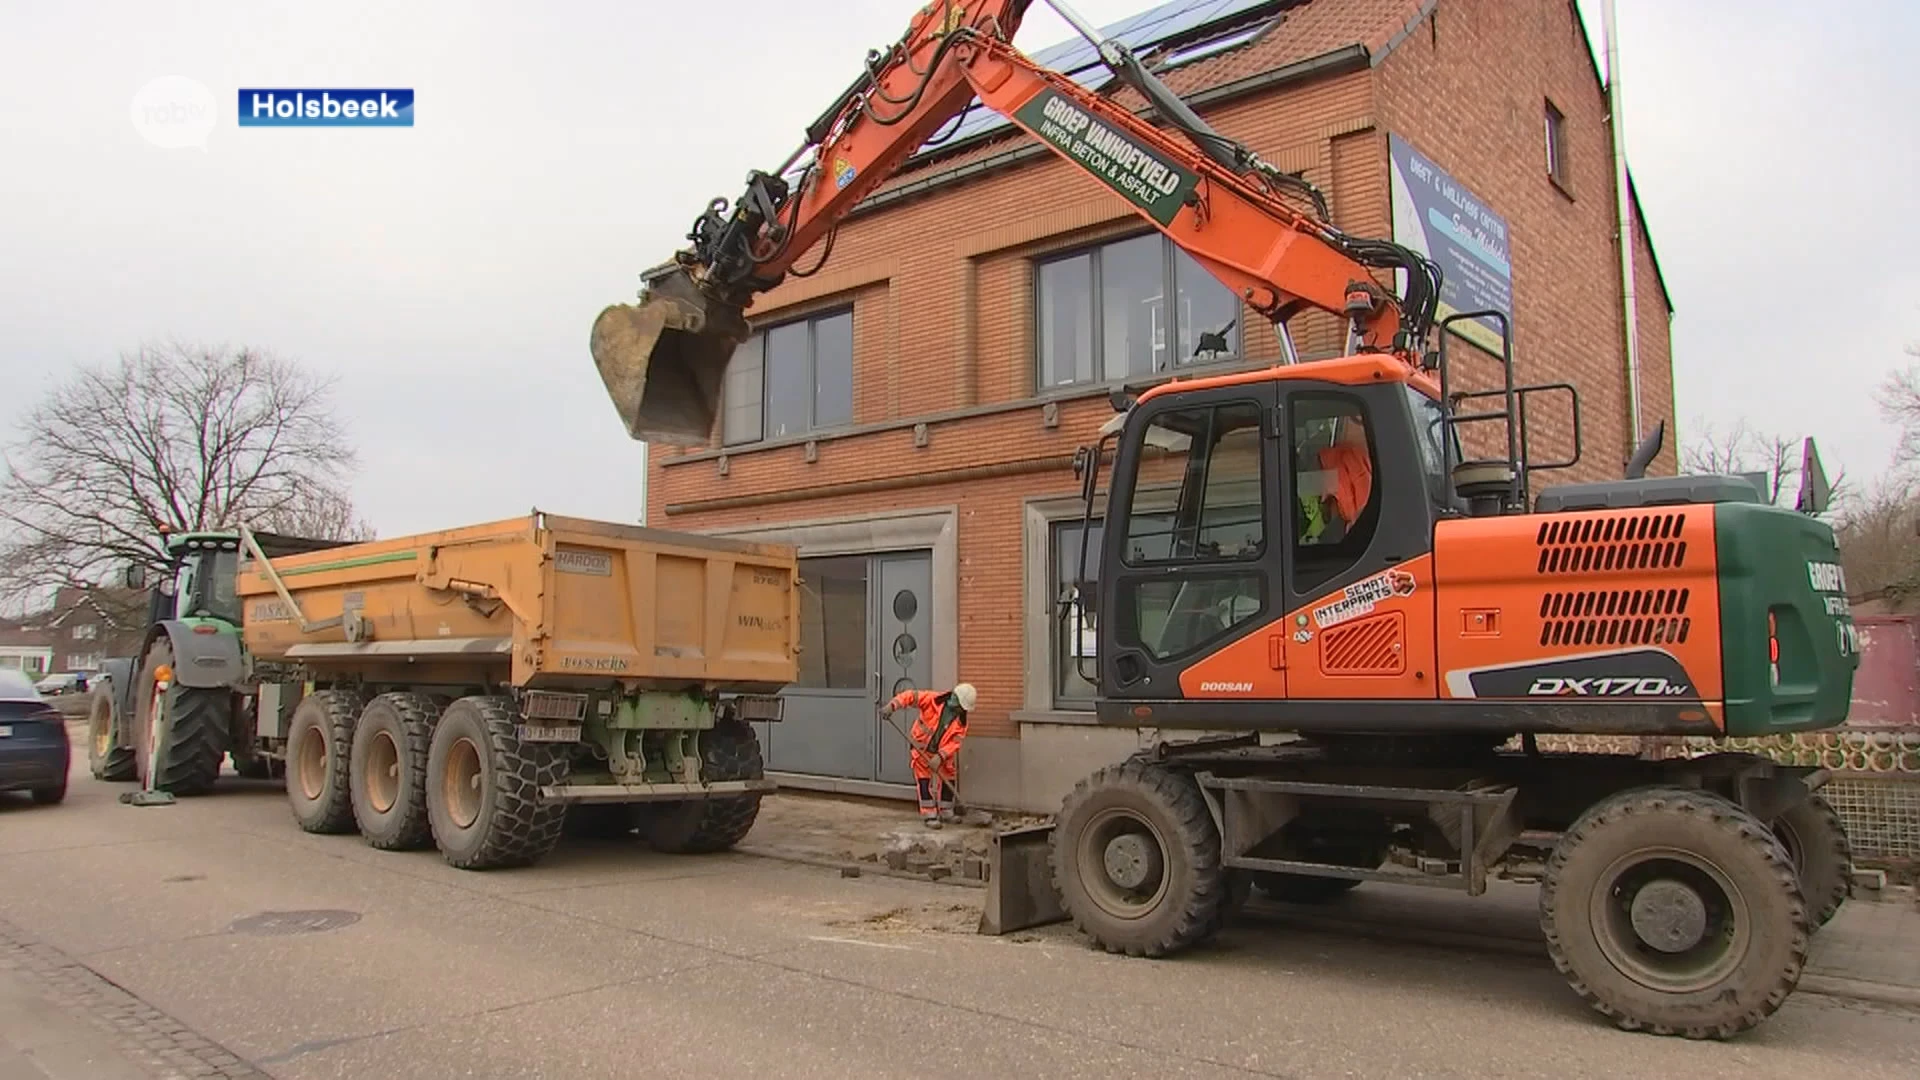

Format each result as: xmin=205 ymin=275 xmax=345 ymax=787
xmin=1538 ymin=588 xmax=1692 ymax=648
xmin=1536 ymin=512 xmax=1689 ymax=575
xmin=1321 ymin=613 xmax=1405 ymax=675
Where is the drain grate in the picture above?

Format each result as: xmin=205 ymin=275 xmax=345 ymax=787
xmin=227 ymin=910 xmax=361 ymax=937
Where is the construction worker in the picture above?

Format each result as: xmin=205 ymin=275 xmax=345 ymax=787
xmin=883 ymin=682 xmax=976 ymax=827
xmin=1317 ymin=412 xmax=1374 ymax=536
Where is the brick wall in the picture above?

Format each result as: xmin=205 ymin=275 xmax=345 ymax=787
xmin=1373 ymin=0 xmax=1677 ymax=482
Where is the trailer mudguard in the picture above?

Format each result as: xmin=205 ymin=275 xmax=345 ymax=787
xmin=155 ymin=620 xmax=247 ymax=689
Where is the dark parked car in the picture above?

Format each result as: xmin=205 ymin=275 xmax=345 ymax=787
xmin=0 ymin=667 xmax=69 ymax=804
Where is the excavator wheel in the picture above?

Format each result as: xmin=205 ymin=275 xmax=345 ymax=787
xmin=1770 ymin=793 xmax=1853 ymax=929
xmin=1541 ymin=786 xmax=1807 ymax=1039
xmin=1050 ymin=761 xmax=1227 ymax=958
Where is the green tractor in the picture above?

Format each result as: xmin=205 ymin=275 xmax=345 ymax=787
xmin=87 ymin=527 xmax=345 ymax=794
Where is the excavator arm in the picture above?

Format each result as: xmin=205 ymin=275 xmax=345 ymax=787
xmin=591 ymin=0 xmax=1442 ymax=444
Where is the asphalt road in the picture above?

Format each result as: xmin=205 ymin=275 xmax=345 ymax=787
xmin=3 ymin=766 xmax=1918 ymax=1080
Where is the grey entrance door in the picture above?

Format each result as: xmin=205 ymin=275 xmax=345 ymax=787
xmin=874 ymin=553 xmax=933 ymax=786
xmin=762 ymin=550 xmax=933 ymax=786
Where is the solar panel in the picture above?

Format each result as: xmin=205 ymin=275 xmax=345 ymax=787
xmin=905 ymin=0 xmax=1282 ymax=162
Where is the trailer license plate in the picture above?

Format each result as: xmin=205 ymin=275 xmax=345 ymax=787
xmin=517 ymin=723 xmax=580 ymax=743
xmin=0 ymin=725 xmax=10 ymax=737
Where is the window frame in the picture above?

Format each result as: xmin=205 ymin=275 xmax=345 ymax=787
xmin=720 ymin=305 xmax=856 ymax=447
xmin=1545 ymin=98 xmax=1571 ymax=196
xmin=1032 ymin=231 xmax=1244 ymax=394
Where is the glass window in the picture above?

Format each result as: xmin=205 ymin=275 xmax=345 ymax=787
xmin=1099 ymin=233 xmax=1164 ymax=380
xmin=1404 ymin=385 xmax=1453 ymax=503
xmin=1038 ymin=254 xmax=1095 ymax=389
xmin=1175 ymin=247 xmax=1240 ymax=363
xmin=1123 ymin=401 xmax=1265 ymax=565
xmin=1052 ymin=519 xmax=1103 ymax=705
xmin=795 ymin=555 xmax=867 ymax=690
xmin=813 ymin=310 xmax=853 ymax=429
xmin=722 ymin=337 xmax=764 ymax=446
xmin=1036 ymin=234 xmax=1242 ymax=391
xmin=1120 ymin=573 xmax=1263 ymax=662
xmin=763 ymin=321 xmax=811 ymax=440
xmin=723 ymin=308 xmax=855 ymax=444
xmin=1291 ymin=393 xmax=1380 ymax=594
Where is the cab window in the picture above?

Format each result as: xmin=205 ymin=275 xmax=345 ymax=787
xmin=1291 ymin=393 xmax=1380 ymax=595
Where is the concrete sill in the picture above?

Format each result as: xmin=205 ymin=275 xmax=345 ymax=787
xmin=1011 ymin=709 xmax=1102 ymax=728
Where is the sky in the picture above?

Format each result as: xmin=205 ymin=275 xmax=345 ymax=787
xmin=1 ymin=0 xmax=1915 ymax=540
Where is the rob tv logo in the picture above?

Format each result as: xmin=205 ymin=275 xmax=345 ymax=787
xmin=239 ymin=88 xmax=414 ymax=127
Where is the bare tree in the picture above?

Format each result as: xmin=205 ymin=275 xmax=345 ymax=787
xmin=1681 ymin=416 xmax=1845 ymax=509
xmin=1831 ymin=474 xmax=1920 ymax=605
xmin=0 ymin=342 xmax=373 ymax=600
xmin=1881 ymin=344 xmax=1920 ymax=475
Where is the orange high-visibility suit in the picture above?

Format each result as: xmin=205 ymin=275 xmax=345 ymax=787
xmin=885 ymin=687 xmax=970 ymax=822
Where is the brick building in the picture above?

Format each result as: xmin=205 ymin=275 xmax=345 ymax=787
xmin=643 ymin=0 xmax=1677 ymax=811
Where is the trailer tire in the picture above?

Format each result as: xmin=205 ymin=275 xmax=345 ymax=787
xmin=131 ymin=637 xmax=228 ymax=796
xmin=425 ymin=696 xmax=568 ymax=870
xmin=1771 ymin=793 xmax=1852 ymax=929
xmin=1050 ymin=761 xmax=1226 ymax=958
xmin=1541 ymin=786 xmax=1808 ymax=1039
xmin=350 ymin=693 xmax=439 ymax=851
xmin=286 ymin=690 xmax=361 ymax=834
xmin=645 ymin=719 xmax=765 ymax=854
xmin=86 ymin=681 xmax=136 ymax=782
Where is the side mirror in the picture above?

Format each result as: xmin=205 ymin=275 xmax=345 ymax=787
xmin=122 ymin=563 xmax=148 ymax=590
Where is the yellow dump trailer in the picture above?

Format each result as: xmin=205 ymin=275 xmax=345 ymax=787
xmin=233 ymin=511 xmax=797 ymax=870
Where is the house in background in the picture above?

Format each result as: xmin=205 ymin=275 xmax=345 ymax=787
xmin=0 ymin=587 xmax=147 ymax=676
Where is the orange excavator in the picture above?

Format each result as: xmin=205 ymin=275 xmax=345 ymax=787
xmin=589 ymin=0 xmax=1859 ymax=1040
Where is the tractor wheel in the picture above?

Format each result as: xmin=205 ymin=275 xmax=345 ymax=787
xmin=285 ymin=690 xmax=361 ymax=834
xmin=130 ymin=637 xmax=228 ymax=796
xmin=645 ymin=719 xmax=765 ymax=854
xmin=1050 ymin=761 xmax=1227 ymax=958
xmin=1540 ymin=786 xmax=1808 ymax=1039
xmin=425 ymin=696 xmax=569 ymax=870
xmin=86 ymin=678 xmax=136 ymax=782
xmin=1771 ymin=793 xmax=1853 ymax=929
xmin=350 ymin=693 xmax=440 ymax=851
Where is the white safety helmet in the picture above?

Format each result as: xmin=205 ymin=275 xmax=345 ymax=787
xmin=949 ymin=682 xmax=977 ymax=712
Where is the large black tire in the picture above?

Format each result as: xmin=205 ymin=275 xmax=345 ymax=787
xmin=285 ymin=690 xmax=361 ymax=834
xmin=1771 ymin=793 xmax=1852 ymax=929
xmin=131 ymin=637 xmax=228 ymax=796
xmin=86 ymin=679 xmax=136 ymax=782
xmin=350 ymin=693 xmax=439 ymax=851
xmin=1050 ymin=761 xmax=1226 ymax=958
xmin=645 ymin=719 xmax=765 ymax=854
xmin=425 ymin=696 xmax=569 ymax=870
xmin=1541 ymin=786 xmax=1808 ymax=1039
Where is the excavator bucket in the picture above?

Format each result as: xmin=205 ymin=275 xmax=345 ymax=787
xmin=589 ymin=267 xmax=752 ymax=445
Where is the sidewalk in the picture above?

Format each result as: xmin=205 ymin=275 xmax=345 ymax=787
xmin=0 ymin=917 xmax=266 ymax=1080
xmin=0 ymin=966 xmax=151 ymax=1080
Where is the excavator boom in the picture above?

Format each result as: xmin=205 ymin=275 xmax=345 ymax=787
xmin=592 ymin=0 xmax=1439 ymax=444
